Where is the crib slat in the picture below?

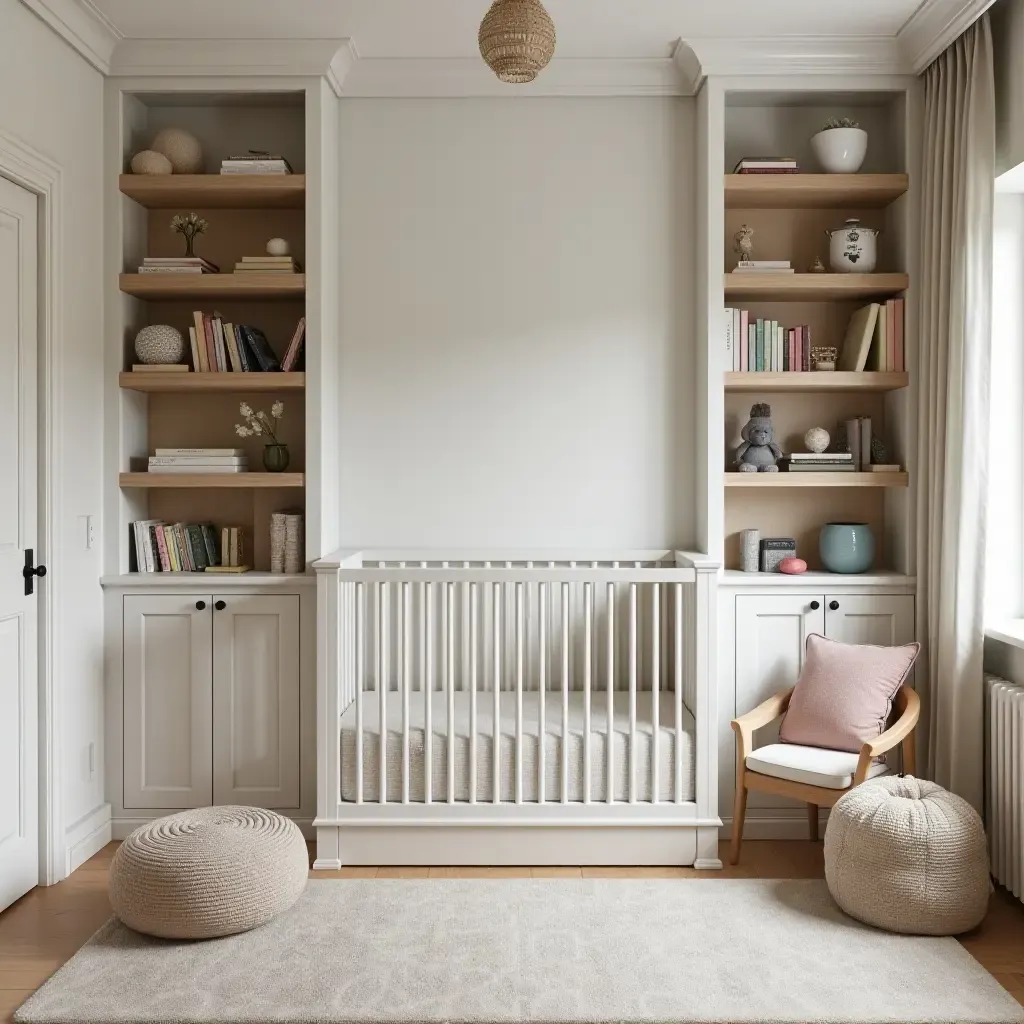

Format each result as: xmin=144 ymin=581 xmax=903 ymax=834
xmin=515 ymin=582 xmax=524 ymax=805
xmin=538 ymin=582 xmax=547 ymax=805
xmin=425 ymin=582 xmax=433 ymax=805
xmin=401 ymin=582 xmax=410 ymax=804
xmin=606 ymin=582 xmax=615 ymax=805
xmin=356 ymin=583 xmax=365 ymax=805
xmin=561 ymin=582 xmax=570 ymax=805
xmin=675 ymin=582 xmax=683 ymax=804
xmin=377 ymin=582 xmax=387 ymax=805
xmin=651 ymin=582 xmax=660 ymax=805
xmin=629 ymin=582 xmax=637 ymax=805
xmin=583 ymin=581 xmax=593 ymax=805
xmin=493 ymin=582 xmax=502 ymax=804
xmin=446 ymin=582 xmax=456 ymax=804
xmin=470 ymin=583 xmax=479 ymax=805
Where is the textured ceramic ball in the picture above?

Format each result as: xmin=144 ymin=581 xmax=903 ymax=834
xmin=825 ymin=777 xmax=989 ymax=935
xmin=130 ymin=150 xmax=173 ymax=175
xmin=779 ymin=557 xmax=807 ymax=575
xmin=135 ymin=325 xmax=185 ymax=365
xmin=804 ymin=427 xmax=830 ymax=453
xmin=150 ymin=128 xmax=204 ymax=174
xmin=266 ymin=237 xmax=290 ymax=257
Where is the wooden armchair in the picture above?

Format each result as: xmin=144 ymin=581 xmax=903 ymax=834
xmin=729 ymin=684 xmax=920 ymax=865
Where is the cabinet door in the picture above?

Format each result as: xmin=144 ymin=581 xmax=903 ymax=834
xmin=212 ymin=594 xmax=300 ymax=809
xmin=123 ymin=595 xmax=213 ymax=809
xmin=824 ymin=595 xmax=915 ymax=647
xmin=735 ymin=594 xmax=825 ymax=809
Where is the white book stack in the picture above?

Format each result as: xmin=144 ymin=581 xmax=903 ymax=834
xmin=220 ymin=154 xmax=292 ymax=175
xmin=732 ymin=260 xmax=795 ymax=274
xmin=149 ymin=448 xmax=249 ymax=474
xmin=138 ymin=256 xmax=218 ymax=275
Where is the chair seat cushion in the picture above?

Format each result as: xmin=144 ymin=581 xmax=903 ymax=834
xmin=746 ymin=743 xmax=889 ymax=790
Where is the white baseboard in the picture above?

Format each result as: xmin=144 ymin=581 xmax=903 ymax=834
xmin=720 ymin=811 xmax=830 ymax=841
xmin=65 ymin=803 xmax=112 ymax=875
xmin=111 ymin=814 xmax=314 ymax=841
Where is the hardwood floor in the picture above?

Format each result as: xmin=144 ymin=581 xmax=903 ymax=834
xmin=2 ymin=841 xmax=1022 ymax=1021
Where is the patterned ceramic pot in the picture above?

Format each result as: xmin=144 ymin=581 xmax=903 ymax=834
xmin=811 ymin=127 xmax=868 ymax=173
xmin=819 ymin=522 xmax=875 ymax=574
xmin=826 ymin=218 xmax=879 ymax=273
xmin=134 ymin=324 xmax=185 ymax=364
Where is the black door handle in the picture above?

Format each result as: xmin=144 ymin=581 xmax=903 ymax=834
xmin=829 ymin=600 xmax=840 ymax=611
xmin=214 ymin=600 xmax=226 ymax=611
xmin=810 ymin=600 xmax=820 ymax=610
xmin=196 ymin=600 xmax=207 ymax=611
xmin=23 ymin=549 xmax=47 ymax=596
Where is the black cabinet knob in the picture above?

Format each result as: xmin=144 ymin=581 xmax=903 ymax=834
xmin=810 ymin=601 xmax=820 ymax=610
xmin=214 ymin=600 xmax=226 ymax=611
xmin=22 ymin=549 xmax=46 ymax=595
xmin=829 ymin=600 xmax=840 ymax=611
xmin=195 ymin=600 xmax=206 ymax=611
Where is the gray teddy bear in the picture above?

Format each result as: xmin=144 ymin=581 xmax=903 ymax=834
xmin=734 ymin=403 xmax=782 ymax=472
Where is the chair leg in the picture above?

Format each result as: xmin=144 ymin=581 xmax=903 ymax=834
xmin=730 ymin=773 xmax=749 ymax=865
xmin=807 ymin=803 xmax=819 ymax=842
xmin=902 ymin=729 xmax=917 ymax=777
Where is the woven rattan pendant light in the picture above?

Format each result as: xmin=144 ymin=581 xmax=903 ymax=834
xmin=479 ymin=0 xmax=556 ymax=84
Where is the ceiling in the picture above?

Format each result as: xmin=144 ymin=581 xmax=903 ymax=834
xmin=89 ymin=0 xmax=927 ymax=58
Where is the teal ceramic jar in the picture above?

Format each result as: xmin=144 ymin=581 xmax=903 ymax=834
xmin=819 ymin=522 xmax=875 ymax=574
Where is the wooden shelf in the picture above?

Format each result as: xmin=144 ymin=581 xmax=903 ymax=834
xmin=119 ymin=273 xmax=305 ymax=300
xmin=725 ymin=173 xmax=909 ymax=209
xmin=120 ymin=472 xmax=305 ymax=489
xmin=725 ymin=472 xmax=908 ymax=489
xmin=119 ymin=371 xmax=305 ymax=393
xmin=725 ymin=371 xmax=909 ymax=393
xmin=723 ymin=273 xmax=908 ymax=301
xmin=119 ymin=174 xmax=305 ymax=209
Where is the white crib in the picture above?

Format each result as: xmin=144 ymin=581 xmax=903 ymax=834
xmin=313 ymin=550 xmax=721 ymax=868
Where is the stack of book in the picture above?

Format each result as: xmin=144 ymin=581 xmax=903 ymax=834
xmin=780 ymin=452 xmax=855 ymax=473
xmin=725 ymin=308 xmax=811 ymax=372
xmin=137 ymin=256 xmax=218 ymax=275
xmin=216 ymin=527 xmax=249 ymax=573
xmin=732 ymin=260 xmax=795 ymax=274
xmin=148 ymin=448 xmax=249 ymax=475
xmin=838 ymin=299 xmax=906 ymax=373
xmin=130 ymin=520 xmax=220 ymax=573
xmin=232 ymin=256 xmax=301 ymax=275
xmin=189 ymin=311 xmax=282 ymax=372
xmin=733 ymin=157 xmax=799 ymax=174
xmin=220 ymin=154 xmax=292 ymax=175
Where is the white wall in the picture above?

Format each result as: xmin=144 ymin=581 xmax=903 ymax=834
xmin=0 ymin=0 xmax=106 ymax=862
xmin=338 ymin=97 xmax=695 ymax=549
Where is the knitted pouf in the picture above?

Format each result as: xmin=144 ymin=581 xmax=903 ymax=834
xmin=109 ymin=807 xmax=308 ymax=939
xmin=824 ymin=776 xmax=989 ymax=935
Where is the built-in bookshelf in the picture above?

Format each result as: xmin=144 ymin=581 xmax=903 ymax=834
xmin=718 ymin=91 xmax=915 ymax=573
xmin=110 ymin=91 xmax=312 ymax=575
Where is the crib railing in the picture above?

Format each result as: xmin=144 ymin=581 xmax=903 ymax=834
xmin=316 ymin=551 xmax=718 ymax=824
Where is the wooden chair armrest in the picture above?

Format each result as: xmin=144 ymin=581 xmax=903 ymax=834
xmin=853 ymin=685 xmax=921 ymax=784
xmin=731 ymin=687 xmax=795 ymax=761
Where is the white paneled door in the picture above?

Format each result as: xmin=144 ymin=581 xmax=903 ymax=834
xmin=0 ymin=176 xmax=39 ymax=911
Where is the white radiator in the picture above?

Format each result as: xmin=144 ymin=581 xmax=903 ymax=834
xmin=985 ymin=674 xmax=1024 ymax=899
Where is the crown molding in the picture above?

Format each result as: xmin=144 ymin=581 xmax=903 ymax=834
xmin=897 ymin=0 xmax=997 ymax=73
xmin=680 ymin=36 xmax=909 ymax=82
xmin=109 ymin=38 xmax=354 ymax=93
xmin=18 ymin=0 xmax=120 ymax=74
xmin=341 ymin=55 xmax=687 ymax=97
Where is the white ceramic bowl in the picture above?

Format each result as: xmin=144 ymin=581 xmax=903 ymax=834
xmin=811 ymin=127 xmax=868 ymax=173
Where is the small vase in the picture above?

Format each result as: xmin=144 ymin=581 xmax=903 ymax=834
xmin=819 ymin=522 xmax=875 ymax=574
xmin=263 ymin=444 xmax=290 ymax=472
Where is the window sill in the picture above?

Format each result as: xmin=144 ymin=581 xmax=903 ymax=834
xmin=985 ymin=620 xmax=1024 ymax=652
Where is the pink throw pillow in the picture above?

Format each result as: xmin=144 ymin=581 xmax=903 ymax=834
xmin=779 ymin=633 xmax=920 ymax=754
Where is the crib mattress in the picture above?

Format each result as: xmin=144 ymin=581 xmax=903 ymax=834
xmin=340 ymin=691 xmax=694 ymax=804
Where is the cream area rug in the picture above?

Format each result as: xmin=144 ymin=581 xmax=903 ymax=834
xmin=15 ymin=879 xmax=1023 ymax=1024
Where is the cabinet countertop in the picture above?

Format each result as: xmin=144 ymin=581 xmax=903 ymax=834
xmin=721 ymin=570 xmax=916 ymax=589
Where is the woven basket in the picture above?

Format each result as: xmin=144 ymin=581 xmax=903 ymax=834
xmin=479 ymin=0 xmax=556 ymax=84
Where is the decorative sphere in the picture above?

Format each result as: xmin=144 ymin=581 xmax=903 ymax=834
xmin=130 ymin=150 xmax=173 ymax=175
xmin=266 ymin=237 xmax=290 ymax=257
xmin=150 ymin=128 xmax=204 ymax=174
xmin=804 ymin=427 xmax=830 ymax=453
xmin=135 ymin=324 xmax=185 ymax=365
xmin=779 ymin=557 xmax=808 ymax=575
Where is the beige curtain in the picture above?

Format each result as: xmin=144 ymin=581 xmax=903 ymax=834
xmin=915 ymin=14 xmax=994 ymax=810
